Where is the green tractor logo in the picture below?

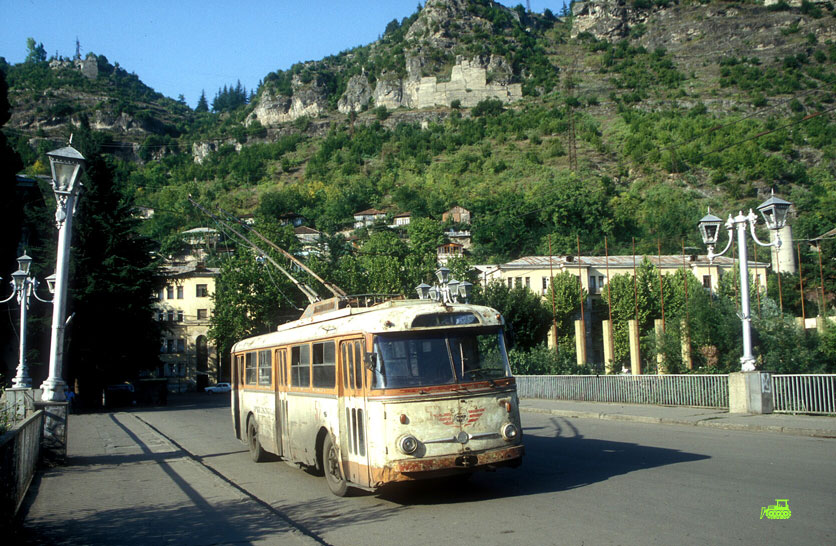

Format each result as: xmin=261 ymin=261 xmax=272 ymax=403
xmin=760 ymin=499 xmax=791 ymax=520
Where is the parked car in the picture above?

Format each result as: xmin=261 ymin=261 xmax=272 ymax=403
xmin=104 ymin=383 xmax=136 ymax=407
xmin=205 ymin=382 xmax=231 ymax=393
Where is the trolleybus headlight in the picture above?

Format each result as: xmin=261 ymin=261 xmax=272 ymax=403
xmin=398 ymin=434 xmax=420 ymax=455
xmin=501 ymin=423 xmax=519 ymax=441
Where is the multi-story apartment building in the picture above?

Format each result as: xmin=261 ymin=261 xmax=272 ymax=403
xmin=154 ymin=260 xmax=220 ymax=391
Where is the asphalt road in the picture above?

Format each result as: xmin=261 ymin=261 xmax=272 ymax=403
xmin=130 ymin=393 xmax=834 ymax=546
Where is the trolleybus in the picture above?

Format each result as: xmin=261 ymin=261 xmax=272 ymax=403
xmin=230 ymin=296 xmax=524 ymax=496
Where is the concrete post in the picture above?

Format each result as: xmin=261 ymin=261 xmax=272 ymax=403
xmin=816 ymin=315 xmax=826 ymax=334
xmin=681 ymin=318 xmax=693 ymax=370
xmin=3 ymin=387 xmax=35 ymax=422
xmin=796 ymin=317 xmax=806 ymax=332
xmin=728 ymin=372 xmax=774 ymax=414
xmin=628 ymin=319 xmax=641 ymax=375
xmin=602 ymin=320 xmax=615 ymax=374
xmin=574 ymin=319 xmax=587 ymax=365
xmin=547 ymin=322 xmax=557 ymax=350
xmin=655 ymin=319 xmax=666 ymax=374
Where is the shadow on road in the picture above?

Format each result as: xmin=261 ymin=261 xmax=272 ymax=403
xmin=377 ymin=416 xmax=710 ymax=506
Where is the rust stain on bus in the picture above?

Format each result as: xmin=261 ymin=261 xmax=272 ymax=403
xmin=372 ymin=445 xmax=524 ymax=484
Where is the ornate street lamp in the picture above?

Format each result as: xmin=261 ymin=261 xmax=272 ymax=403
xmin=416 ymin=269 xmax=472 ymax=304
xmin=2 ymin=253 xmax=54 ymax=389
xmin=40 ymin=144 xmax=85 ymax=402
xmin=697 ymin=192 xmax=792 ymax=371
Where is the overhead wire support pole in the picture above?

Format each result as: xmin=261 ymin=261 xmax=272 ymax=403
xmin=218 ymin=207 xmax=346 ymax=298
xmin=187 ymin=197 xmax=321 ymax=304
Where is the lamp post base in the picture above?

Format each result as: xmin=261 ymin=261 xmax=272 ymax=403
xmin=40 ymin=377 xmax=68 ymax=402
xmin=740 ymin=358 xmax=757 ymax=372
xmin=11 ymin=373 xmax=32 ymax=389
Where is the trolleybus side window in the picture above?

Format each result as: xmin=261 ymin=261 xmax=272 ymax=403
xmin=257 ymin=349 xmax=272 ymax=387
xmin=244 ymin=352 xmax=257 ymax=385
xmin=353 ymin=341 xmax=363 ymax=390
xmin=312 ymin=341 xmax=336 ymax=388
xmin=291 ymin=344 xmax=311 ymax=387
xmin=276 ymin=349 xmax=287 ymax=386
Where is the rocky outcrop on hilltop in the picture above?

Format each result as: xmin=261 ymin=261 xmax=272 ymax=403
xmin=250 ymin=0 xmax=527 ymax=125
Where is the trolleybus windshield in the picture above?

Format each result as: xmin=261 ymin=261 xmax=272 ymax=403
xmin=371 ymin=328 xmax=510 ymax=389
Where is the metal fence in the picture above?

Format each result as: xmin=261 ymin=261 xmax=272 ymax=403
xmin=516 ymin=374 xmax=730 ymax=409
xmin=0 ymin=409 xmax=44 ymax=521
xmin=772 ymin=374 xmax=836 ymax=415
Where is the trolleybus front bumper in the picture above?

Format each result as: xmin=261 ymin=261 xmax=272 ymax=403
xmin=374 ymin=444 xmax=524 ymax=484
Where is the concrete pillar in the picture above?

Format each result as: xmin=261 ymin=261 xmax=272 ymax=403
xmin=3 ymin=387 xmax=36 ymax=422
xmin=796 ymin=317 xmax=807 ymax=331
xmin=547 ymin=322 xmax=557 ymax=350
xmin=770 ymin=224 xmax=796 ymax=274
xmin=628 ymin=319 xmax=641 ymax=375
xmin=681 ymin=319 xmax=693 ymax=370
xmin=728 ymin=372 xmax=774 ymax=414
xmin=816 ymin=315 xmax=826 ymax=334
xmin=655 ymin=319 xmax=666 ymax=374
xmin=602 ymin=320 xmax=615 ymax=374
xmin=574 ymin=319 xmax=587 ymax=365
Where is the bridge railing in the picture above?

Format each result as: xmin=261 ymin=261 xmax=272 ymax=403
xmin=0 ymin=409 xmax=44 ymax=522
xmin=516 ymin=374 xmax=730 ymax=409
xmin=772 ymin=374 xmax=836 ymax=415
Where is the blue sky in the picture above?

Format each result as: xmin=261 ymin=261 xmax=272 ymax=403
xmin=1 ymin=1 xmax=569 ymax=109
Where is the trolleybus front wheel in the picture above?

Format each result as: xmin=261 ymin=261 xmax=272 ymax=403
xmin=247 ymin=416 xmax=268 ymax=462
xmin=323 ymin=435 xmax=348 ymax=496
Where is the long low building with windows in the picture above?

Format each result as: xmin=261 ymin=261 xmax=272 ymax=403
xmin=473 ymin=254 xmax=770 ymax=297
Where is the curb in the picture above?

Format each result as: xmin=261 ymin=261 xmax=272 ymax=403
xmin=520 ymin=406 xmax=836 ymax=439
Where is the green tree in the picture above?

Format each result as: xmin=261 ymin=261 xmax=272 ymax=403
xmin=25 ymin=38 xmax=47 ymax=63
xmin=476 ymin=282 xmax=551 ymax=351
xmin=195 ymin=90 xmax=209 ymax=113
xmin=66 ymin=154 xmax=162 ymax=398
xmin=544 ymin=270 xmax=587 ymax=352
xmin=209 ymin=249 xmax=300 ymax=358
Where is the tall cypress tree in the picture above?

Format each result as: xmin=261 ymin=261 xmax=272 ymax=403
xmin=65 ymin=148 xmax=162 ymax=400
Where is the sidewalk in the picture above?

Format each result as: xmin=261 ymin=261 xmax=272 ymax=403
xmin=520 ymin=398 xmax=836 ymax=438
xmin=16 ymin=411 xmax=315 ymax=546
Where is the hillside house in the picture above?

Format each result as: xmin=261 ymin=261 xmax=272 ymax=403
xmin=442 ymin=206 xmax=471 ymax=225
xmin=354 ymin=208 xmax=387 ymax=229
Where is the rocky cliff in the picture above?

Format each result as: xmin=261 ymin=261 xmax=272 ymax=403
xmin=248 ymin=0 xmax=530 ymax=127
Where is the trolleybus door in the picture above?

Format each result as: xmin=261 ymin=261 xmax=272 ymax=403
xmin=339 ymin=339 xmax=370 ymax=486
xmin=274 ymin=348 xmax=288 ymax=457
xmin=232 ymin=354 xmax=242 ymax=440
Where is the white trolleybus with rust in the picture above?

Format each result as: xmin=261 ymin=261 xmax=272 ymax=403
xmin=230 ymin=283 xmax=524 ymax=496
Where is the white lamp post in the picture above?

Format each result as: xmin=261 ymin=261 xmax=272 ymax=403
xmin=1 ymin=253 xmax=55 ymax=388
xmin=416 ymin=269 xmax=473 ymax=304
xmin=698 ymin=192 xmax=791 ymax=371
xmin=40 ymin=144 xmax=85 ymax=402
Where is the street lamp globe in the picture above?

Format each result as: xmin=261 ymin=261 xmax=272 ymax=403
xmin=47 ymin=145 xmax=86 ymax=195
xmin=45 ymin=273 xmax=57 ymax=294
xmin=11 ymin=269 xmax=27 ymax=293
xmin=416 ymin=283 xmax=431 ymax=300
xmin=698 ymin=211 xmax=723 ymax=246
xmin=756 ymin=193 xmax=792 ymax=231
xmin=17 ymin=252 xmax=33 ymax=275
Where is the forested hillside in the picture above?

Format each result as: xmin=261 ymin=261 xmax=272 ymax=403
xmin=3 ymin=0 xmax=835 ymax=267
